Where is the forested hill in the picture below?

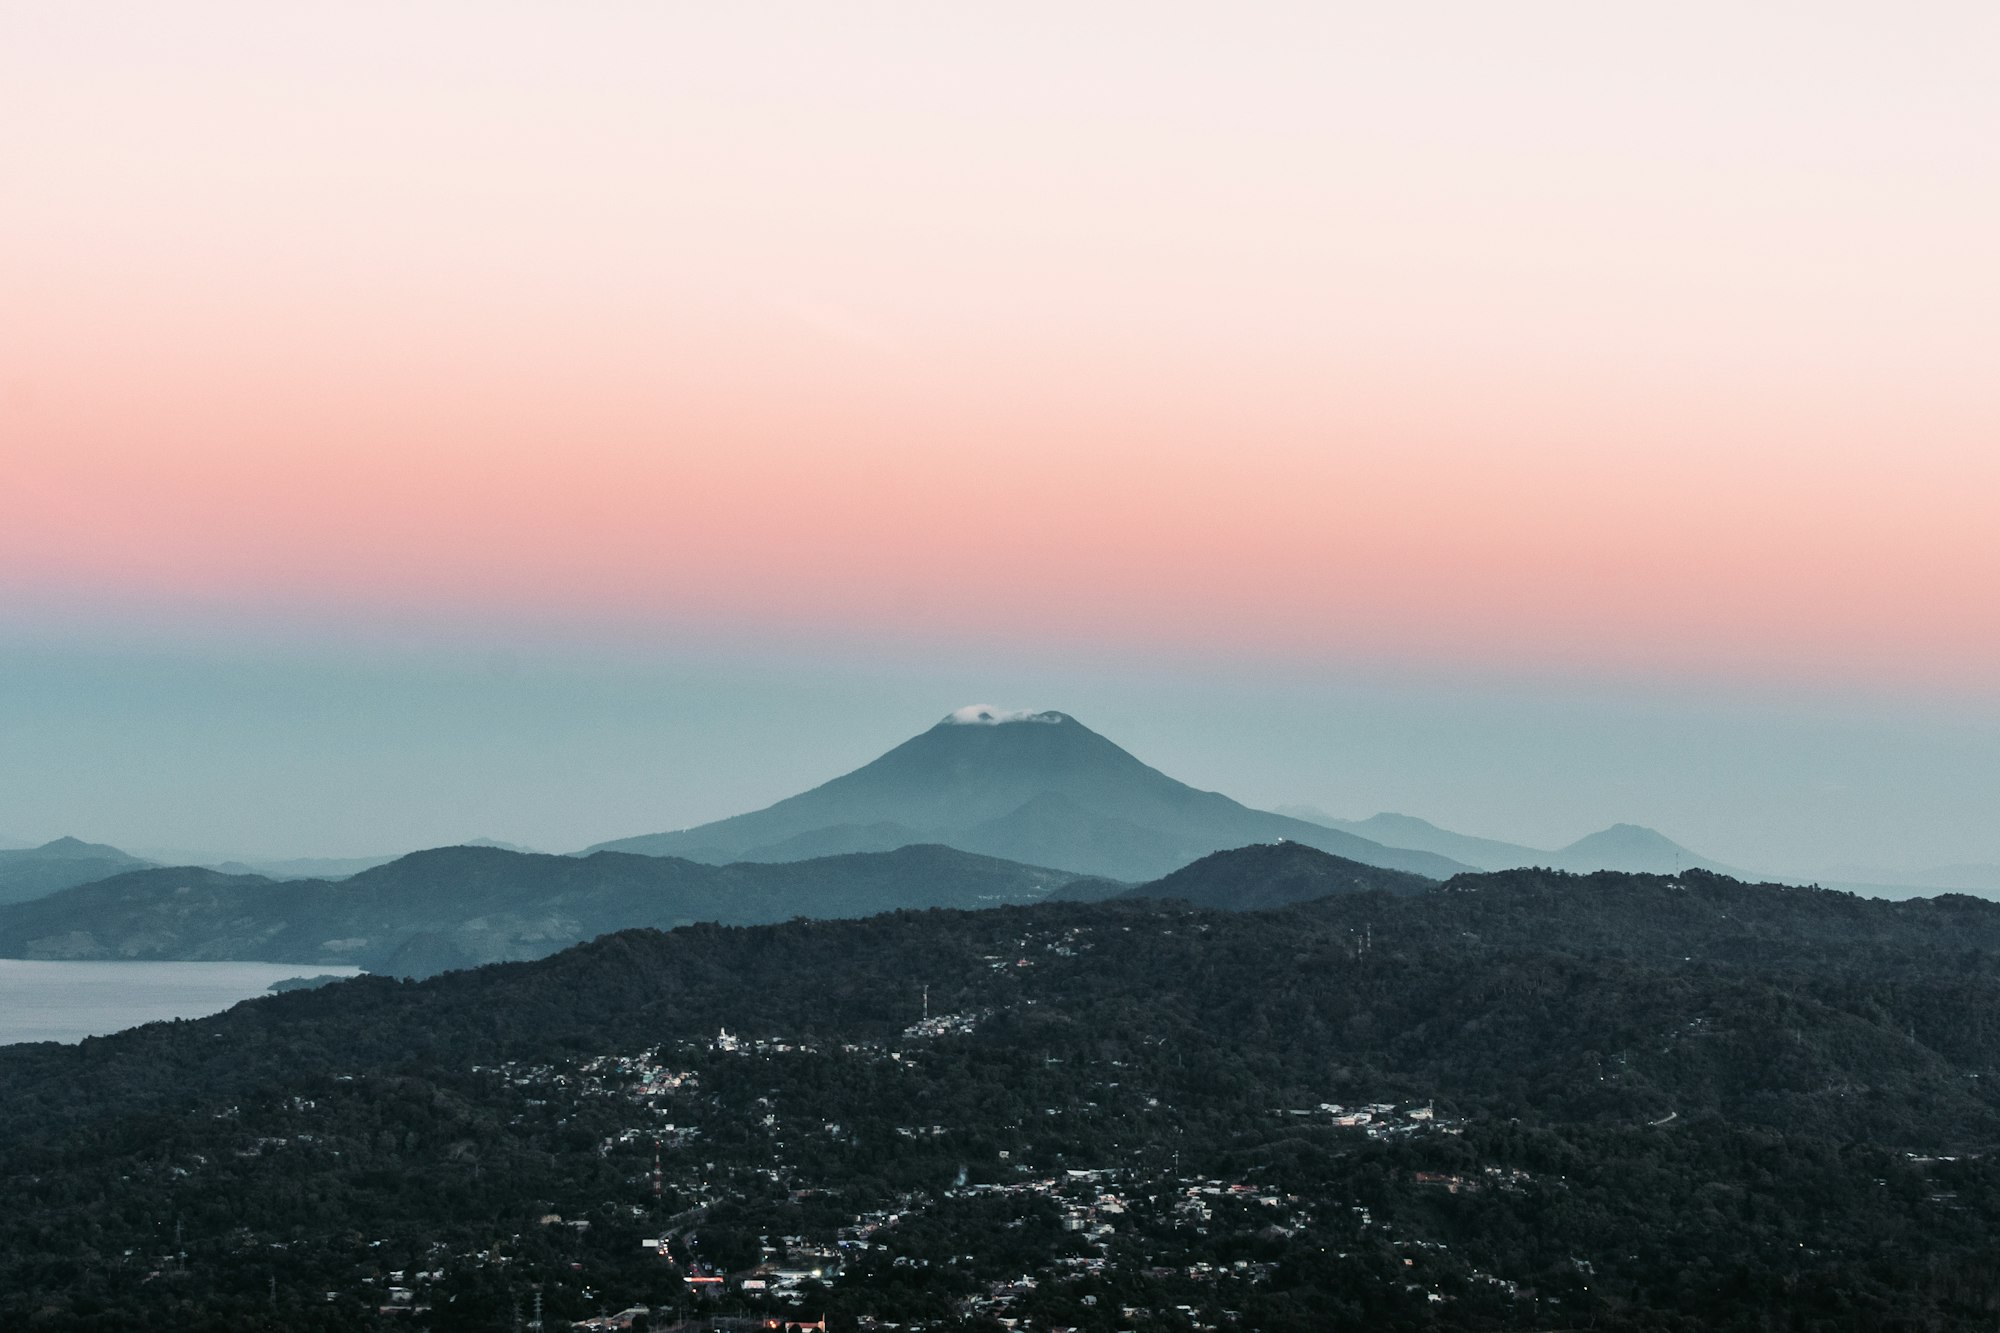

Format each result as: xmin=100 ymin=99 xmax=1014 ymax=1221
xmin=9 ymin=870 xmax=2000 ymax=1329
xmin=12 ymin=869 xmax=2000 ymax=1328
xmin=0 ymin=843 xmax=1084 ymax=975
xmin=9 ymin=867 xmax=2000 ymax=1138
xmin=1430 ymin=865 xmax=2000 ymax=970
xmin=1119 ymin=840 xmax=1433 ymax=907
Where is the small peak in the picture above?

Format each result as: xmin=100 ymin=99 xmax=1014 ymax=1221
xmin=463 ymin=837 xmax=537 ymax=853
xmin=1573 ymin=824 xmax=1678 ymax=846
xmin=36 ymin=836 xmax=122 ymax=855
xmin=940 ymin=705 xmax=1066 ymax=727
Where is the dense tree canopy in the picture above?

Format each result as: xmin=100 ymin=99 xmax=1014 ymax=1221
xmin=7 ymin=867 xmax=2000 ymax=1329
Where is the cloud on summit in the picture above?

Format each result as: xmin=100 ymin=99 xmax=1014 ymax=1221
xmin=944 ymin=705 xmax=1062 ymax=726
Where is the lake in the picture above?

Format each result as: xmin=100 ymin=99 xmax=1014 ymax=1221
xmin=0 ymin=959 xmax=365 ymax=1045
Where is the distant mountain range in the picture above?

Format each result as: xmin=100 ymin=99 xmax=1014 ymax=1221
xmin=0 ymin=838 xmax=155 ymax=906
xmin=195 ymin=837 xmax=538 ymax=883
xmin=8 ymin=708 xmax=1980 ymax=938
xmin=588 ymin=707 xmax=1469 ymax=882
xmin=0 ymin=843 xmax=1095 ymax=976
xmin=201 ymin=839 xmax=535 ymax=883
xmin=203 ymin=853 xmax=401 ymax=881
xmin=0 ymin=839 xmax=1440 ymax=977
xmin=1275 ymin=808 xmax=1732 ymax=875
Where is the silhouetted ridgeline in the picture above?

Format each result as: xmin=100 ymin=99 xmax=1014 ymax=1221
xmin=0 ymin=841 xmax=1428 ymax=977
xmin=7 ymin=864 xmax=2000 ymax=1328
xmin=0 ymin=843 xmax=1086 ymax=975
xmin=1285 ymin=810 xmax=1733 ymax=875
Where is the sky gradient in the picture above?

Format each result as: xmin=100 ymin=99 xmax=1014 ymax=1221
xmin=3 ymin=4 xmax=1996 ymax=871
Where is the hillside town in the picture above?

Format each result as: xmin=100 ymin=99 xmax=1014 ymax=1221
xmin=354 ymin=1009 xmax=1504 ymax=1329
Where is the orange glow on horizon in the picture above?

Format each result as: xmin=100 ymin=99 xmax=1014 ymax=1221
xmin=4 ymin=3 xmax=1997 ymax=689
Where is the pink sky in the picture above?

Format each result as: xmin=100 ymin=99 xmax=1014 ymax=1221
xmin=5 ymin=2 xmax=1997 ymax=687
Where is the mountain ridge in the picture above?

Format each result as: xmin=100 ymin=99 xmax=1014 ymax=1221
xmin=0 ymin=842 xmax=1091 ymax=976
xmin=0 ymin=840 xmax=1448 ymax=977
xmin=1281 ymin=808 xmax=1732 ymax=875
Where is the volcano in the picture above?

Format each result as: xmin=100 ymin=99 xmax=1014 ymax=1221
xmin=586 ymin=707 xmax=1470 ymax=881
